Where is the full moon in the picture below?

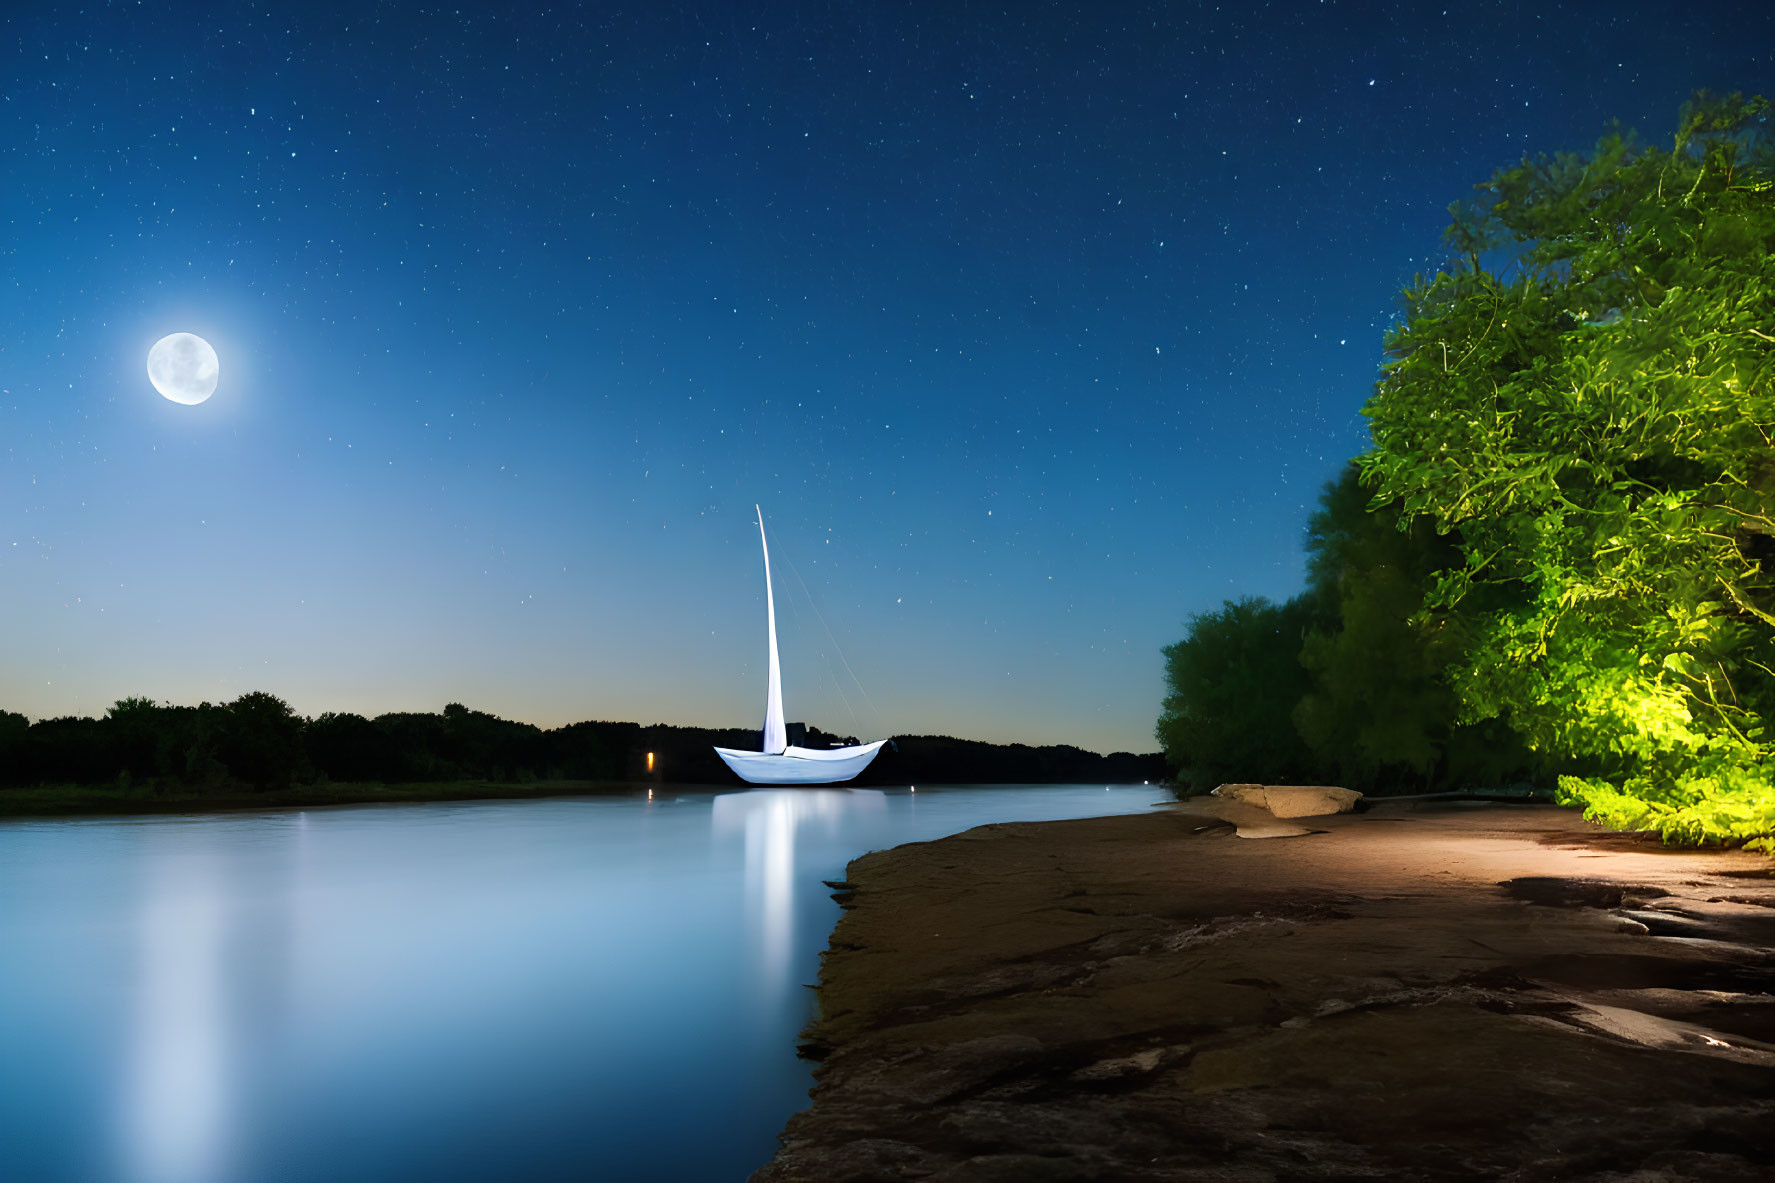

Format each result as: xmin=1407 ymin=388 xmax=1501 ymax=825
xmin=146 ymin=333 xmax=219 ymax=405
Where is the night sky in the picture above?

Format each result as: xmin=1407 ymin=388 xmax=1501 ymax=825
xmin=5 ymin=2 xmax=1771 ymax=755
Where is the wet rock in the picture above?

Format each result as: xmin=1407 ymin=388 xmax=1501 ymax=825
xmin=1501 ymin=876 xmax=1671 ymax=909
xmin=753 ymin=1138 xmax=933 ymax=1183
xmin=1067 ymin=1044 xmax=1185 ymax=1081
xmin=928 ymin=1152 xmax=1109 ymax=1182
xmin=854 ymin=1035 xmax=1048 ymax=1104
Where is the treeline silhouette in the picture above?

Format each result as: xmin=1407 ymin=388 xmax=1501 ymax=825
xmin=0 ymin=694 xmax=1164 ymax=793
xmin=857 ymin=735 xmax=1163 ymax=788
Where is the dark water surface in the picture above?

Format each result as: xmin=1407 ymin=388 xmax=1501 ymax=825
xmin=0 ymin=785 xmax=1161 ymax=1182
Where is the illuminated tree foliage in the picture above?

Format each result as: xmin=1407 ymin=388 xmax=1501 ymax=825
xmin=1362 ymin=94 xmax=1775 ymax=847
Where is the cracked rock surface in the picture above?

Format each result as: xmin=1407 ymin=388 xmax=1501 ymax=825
xmin=752 ymin=802 xmax=1775 ymax=1182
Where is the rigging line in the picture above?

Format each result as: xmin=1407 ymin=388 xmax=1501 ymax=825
xmin=779 ymin=548 xmax=882 ymax=726
xmin=778 ymin=563 xmax=860 ymax=732
xmin=771 ymin=526 xmax=877 ymax=724
xmin=822 ymin=644 xmax=861 ymax=732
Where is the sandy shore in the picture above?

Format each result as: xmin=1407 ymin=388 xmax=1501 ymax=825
xmin=752 ymin=801 xmax=1775 ymax=1182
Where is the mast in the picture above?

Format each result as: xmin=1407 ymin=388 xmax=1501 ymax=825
xmin=757 ymin=505 xmax=787 ymax=754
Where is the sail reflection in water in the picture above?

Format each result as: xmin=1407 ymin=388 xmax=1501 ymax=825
xmin=711 ymin=789 xmax=887 ymax=994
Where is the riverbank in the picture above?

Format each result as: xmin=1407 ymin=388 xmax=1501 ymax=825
xmin=0 ymin=779 xmax=659 ymax=817
xmin=755 ymin=801 xmax=1775 ymax=1182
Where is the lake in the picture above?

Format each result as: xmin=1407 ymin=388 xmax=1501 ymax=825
xmin=0 ymin=784 xmax=1163 ymax=1182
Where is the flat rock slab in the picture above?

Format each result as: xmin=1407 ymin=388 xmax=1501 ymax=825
xmin=753 ymin=803 xmax=1775 ymax=1183
xmin=1165 ymin=796 xmax=1314 ymax=838
xmin=1215 ymin=781 xmax=1364 ymax=818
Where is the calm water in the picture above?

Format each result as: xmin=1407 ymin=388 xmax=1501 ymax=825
xmin=0 ymin=785 xmax=1161 ymax=1182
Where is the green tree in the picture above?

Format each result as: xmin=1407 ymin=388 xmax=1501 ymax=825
xmin=1361 ymin=94 xmax=1775 ymax=847
xmin=1292 ymin=465 xmax=1539 ymax=791
xmin=1295 ymin=465 xmax=1458 ymax=788
xmin=0 ymin=709 xmax=28 ymax=780
xmin=217 ymin=692 xmax=307 ymax=790
xmin=1156 ymin=595 xmax=1323 ymax=794
xmin=104 ymin=697 xmax=166 ymax=781
xmin=306 ymin=711 xmax=396 ymax=781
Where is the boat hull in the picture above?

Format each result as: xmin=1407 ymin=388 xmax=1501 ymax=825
xmin=714 ymin=740 xmax=888 ymax=785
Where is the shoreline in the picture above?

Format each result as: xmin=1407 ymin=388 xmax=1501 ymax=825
xmin=0 ymin=779 xmax=670 ymax=818
xmin=754 ymin=801 xmax=1775 ymax=1181
xmin=0 ymin=778 xmax=1154 ymax=819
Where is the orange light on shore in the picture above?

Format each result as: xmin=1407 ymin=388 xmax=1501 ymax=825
xmin=646 ymin=752 xmax=655 ymax=773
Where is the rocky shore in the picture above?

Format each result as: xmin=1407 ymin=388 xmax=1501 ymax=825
xmin=752 ymin=801 xmax=1775 ymax=1182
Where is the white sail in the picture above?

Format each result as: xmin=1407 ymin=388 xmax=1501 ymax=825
xmin=757 ymin=505 xmax=787 ymax=755
xmin=714 ymin=504 xmax=888 ymax=786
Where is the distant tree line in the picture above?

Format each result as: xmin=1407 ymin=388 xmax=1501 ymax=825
xmin=857 ymin=735 xmax=1164 ymax=787
xmin=1158 ymin=96 xmax=1775 ymax=849
xmin=0 ymin=695 xmax=1163 ymax=793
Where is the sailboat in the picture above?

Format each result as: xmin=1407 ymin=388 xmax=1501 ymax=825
xmin=714 ymin=506 xmax=889 ymax=785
